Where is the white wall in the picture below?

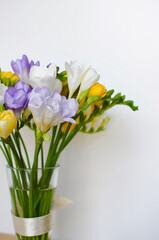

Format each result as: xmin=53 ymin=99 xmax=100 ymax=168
xmin=0 ymin=0 xmax=159 ymax=239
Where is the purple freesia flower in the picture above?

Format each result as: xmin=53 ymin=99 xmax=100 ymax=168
xmin=11 ymin=55 xmax=40 ymax=83
xmin=4 ymin=81 xmax=32 ymax=118
xmin=28 ymin=87 xmax=79 ymax=132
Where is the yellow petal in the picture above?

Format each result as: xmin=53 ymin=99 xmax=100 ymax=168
xmin=0 ymin=110 xmax=17 ymax=139
xmin=1 ymin=71 xmax=14 ymax=78
xmin=88 ymin=83 xmax=107 ymax=98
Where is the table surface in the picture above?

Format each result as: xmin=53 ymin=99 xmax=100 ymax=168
xmin=0 ymin=234 xmax=16 ymax=240
xmin=0 ymin=234 xmax=60 ymax=240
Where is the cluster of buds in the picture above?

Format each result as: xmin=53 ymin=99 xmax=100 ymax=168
xmin=0 ymin=71 xmax=19 ymax=86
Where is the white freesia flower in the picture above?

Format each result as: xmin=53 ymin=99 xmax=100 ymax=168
xmin=29 ymin=64 xmax=62 ymax=94
xmin=77 ymin=68 xmax=100 ymax=99
xmin=65 ymin=61 xmax=100 ymax=99
xmin=0 ymin=84 xmax=8 ymax=105
xmin=65 ymin=61 xmax=86 ymax=98
xmin=28 ymin=96 xmax=45 ymax=130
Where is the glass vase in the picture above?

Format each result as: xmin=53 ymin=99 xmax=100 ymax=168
xmin=6 ymin=165 xmax=59 ymax=240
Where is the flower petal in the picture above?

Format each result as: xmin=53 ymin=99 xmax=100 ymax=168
xmin=77 ymin=68 xmax=100 ymax=99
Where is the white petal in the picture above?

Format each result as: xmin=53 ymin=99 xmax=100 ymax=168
xmin=77 ymin=68 xmax=100 ymax=99
xmin=52 ymin=79 xmax=62 ymax=93
xmin=42 ymin=97 xmax=61 ymax=131
xmin=29 ymin=65 xmax=58 ymax=94
xmin=65 ymin=61 xmax=85 ymax=98
xmin=0 ymin=84 xmax=8 ymax=105
xmin=28 ymin=97 xmax=45 ymax=129
xmin=48 ymin=63 xmax=57 ymax=79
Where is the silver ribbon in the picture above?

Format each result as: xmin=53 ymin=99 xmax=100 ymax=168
xmin=11 ymin=195 xmax=73 ymax=237
xmin=12 ymin=211 xmax=54 ymax=237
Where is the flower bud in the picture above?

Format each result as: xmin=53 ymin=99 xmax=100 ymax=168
xmin=0 ymin=110 xmax=17 ymax=139
xmin=1 ymin=71 xmax=19 ymax=87
xmin=78 ymin=90 xmax=89 ymax=103
xmin=79 ymin=95 xmax=99 ymax=111
xmin=88 ymin=83 xmax=106 ymax=98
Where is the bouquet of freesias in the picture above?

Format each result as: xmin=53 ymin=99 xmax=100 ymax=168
xmin=0 ymin=55 xmax=138 ymax=240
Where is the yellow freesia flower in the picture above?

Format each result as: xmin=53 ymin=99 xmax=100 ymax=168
xmin=88 ymin=83 xmax=107 ymax=98
xmin=1 ymin=71 xmax=19 ymax=82
xmin=0 ymin=110 xmax=17 ymax=139
xmin=1 ymin=72 xmax=14 ymax=78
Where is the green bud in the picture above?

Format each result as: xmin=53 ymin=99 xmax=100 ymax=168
xmin=112 ymin=93 xmax=121 ymax=100
xmin=43 ymin=133 xmax=51 ymax=142
xmin=121 ymin=95 xmax=125 ymax=101
xmin=56 ymin=66 xmax=59 ymax=73
xmin=123 ymin=101 xmax=138 ymax=111
xmin=22 ymin=107 xmax=31 ymax=121
xmin=80 ymin=96 xmax=99 ymax=111
xmin=57 ymin=71 xmax=67 ymax=82
xmin=0 ymin=106 xmax=5 ymax=112
xmin=100 ymin=117 xmax=110 ymax=128
xmin=106 ymin=89 xmax=114 ymax=97
xmin=78 ymin=90 xmax=89 ymax=103
xmin=36 ymin=129 xmax=43 ymax=144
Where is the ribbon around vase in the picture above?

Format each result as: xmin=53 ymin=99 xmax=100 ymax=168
xmin=12 ymin=195 xmax=73 ymax=237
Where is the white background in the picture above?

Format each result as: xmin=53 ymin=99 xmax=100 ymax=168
xmin=0 ymin=0 xmax=159 ymax=239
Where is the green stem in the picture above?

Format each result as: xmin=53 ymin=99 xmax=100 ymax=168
xmin=18 ymin=132 xmax=31 ymax=169
xmin=29 ymin=129 xmax=43 ymax=218
xmin=0 ymin=143 xmax=12 ymax=167
xmin=45 ymin=125 xmax=62 ymax=168
xmin=11 ymin=132 xmax=27 ymax=169
xmin=41 ymin=144 xmax=44 ymax=169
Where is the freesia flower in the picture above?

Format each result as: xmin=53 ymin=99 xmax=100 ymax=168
xmin=88 ymin=83 xmax=107 ymax=98
xmin=1 ymin=72 xmax=19 ymax=87
xmin=65 ymin=61 xmax=100 ymax=99
xmin=4 ymin=81 xmax=32 ymax=118
xmin=0 ymin=110 xmax=17 ymax=138
xmin=77 ymin=68 xmax=100 ymax=99
xmin=65 ymin=61 xmax=86 ymax=98
xmin=28 ymin=87 xmax=79 ymax=132
xmin=0 ymin=84 xmax=8 ymax=105
xmin=28 ymin=87 xmax=49 ymax=129
xmin=29 ymin=64 xmax=62 ymax=94
xmin=1 ymin=71 xmax=19 ymax=82
xmin=11 ymin=55 xmax=40 ymax=83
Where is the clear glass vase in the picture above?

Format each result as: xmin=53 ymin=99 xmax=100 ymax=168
xmin=6 ymin=165 xmax=60 ymax=240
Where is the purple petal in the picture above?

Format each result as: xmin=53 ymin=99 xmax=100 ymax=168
xmin=29 ymin=86 xmax=49 ymax=100
xmin=15 ymin=81 xmax=31 ymax=93
xmin=63 ymin=117 xmax=76 ymax=124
